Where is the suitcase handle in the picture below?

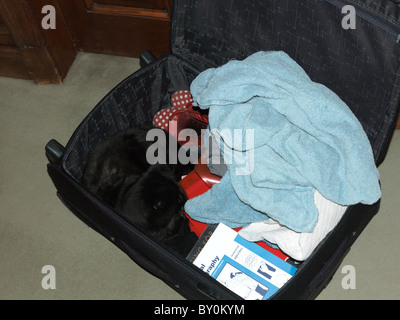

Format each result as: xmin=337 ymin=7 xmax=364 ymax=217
xmin=45 ymin=139 xmax=65 ymax=164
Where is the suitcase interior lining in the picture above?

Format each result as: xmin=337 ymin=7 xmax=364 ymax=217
xmin=62 ymin=55 xmax=199 ymax=182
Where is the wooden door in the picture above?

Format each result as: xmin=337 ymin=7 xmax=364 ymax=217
xmin=57 ymin=0 xmax=173 ymax=58
xmin=0 ymin=0 xmax=76 ymax=83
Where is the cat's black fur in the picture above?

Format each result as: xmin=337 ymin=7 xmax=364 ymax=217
xmin=81 ymin=125 xmax=196 ymax=254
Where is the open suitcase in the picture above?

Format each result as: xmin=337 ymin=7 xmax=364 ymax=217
xmin=45 ymin=0 xmax=400 ymax=300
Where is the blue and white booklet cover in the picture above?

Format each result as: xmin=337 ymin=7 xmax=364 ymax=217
xmin=191 ymin=223 xmax=297 ymax=300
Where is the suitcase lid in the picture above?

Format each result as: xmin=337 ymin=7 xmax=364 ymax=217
xmin=171 ymin=0 xmax=400 ymax=165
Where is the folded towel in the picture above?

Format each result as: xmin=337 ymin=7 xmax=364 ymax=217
xmin=185 ymin=51 xmax=381 ymax=232
xmin=238 ymin=191 xmax=348 ymax=261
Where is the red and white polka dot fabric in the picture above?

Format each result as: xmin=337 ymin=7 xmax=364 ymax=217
xmin=171 ymin=90 xmax=193 ymax=107
xmin=153 ymin=90 xmax=194 ymax=131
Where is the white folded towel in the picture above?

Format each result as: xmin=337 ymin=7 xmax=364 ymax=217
xmin=238 ymin=191 xmax=347 ymax=261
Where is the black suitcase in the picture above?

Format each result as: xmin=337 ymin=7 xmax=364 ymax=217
xmin=45 ymin=0 xmax=400 ymax=300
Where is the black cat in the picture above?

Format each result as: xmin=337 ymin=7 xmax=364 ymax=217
xmin=81 ymin=125 xmax=196 ymax=253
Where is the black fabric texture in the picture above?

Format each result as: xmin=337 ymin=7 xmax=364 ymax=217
xmin=63 ymin=56 xmax=198 ymax=181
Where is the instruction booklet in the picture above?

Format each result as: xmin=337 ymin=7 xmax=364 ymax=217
xmin=187 ymin=223 xmax=297 ymax=300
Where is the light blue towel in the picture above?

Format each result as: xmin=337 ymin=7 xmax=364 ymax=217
xmin=185 ymin=51 xmax=381 ymax=233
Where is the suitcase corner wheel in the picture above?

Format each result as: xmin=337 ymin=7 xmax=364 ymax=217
xmin=45 ymin=139 xmax=65 ymax=164
xmin=140 ymin=50 xmax=157 ymax=68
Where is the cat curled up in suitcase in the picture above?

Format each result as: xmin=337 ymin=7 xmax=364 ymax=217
xmin=81 ymin=125 xmax=197 ymax=254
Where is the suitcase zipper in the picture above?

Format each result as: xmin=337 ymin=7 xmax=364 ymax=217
xmin=326 ymin=0 xmax=400 ymax=41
